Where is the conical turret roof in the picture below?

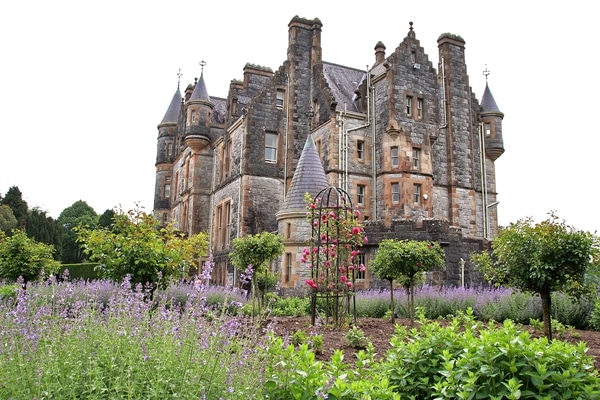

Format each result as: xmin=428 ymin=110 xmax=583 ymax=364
xmin=190 ymin=72 xmax=211 ymax=102
xmin=481 ymin=83 xmax=502 ymax=114
xmin=159 ymin=87 xmax=182 ymax=125
xmin=281 ymin=135 xmax=329 ymax=211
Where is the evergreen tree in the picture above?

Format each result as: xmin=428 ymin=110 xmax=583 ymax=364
xmin=58 ymin=200 xmax=98 ymax=263
xmin=25 ymin=208 xmax=63 ymax=260
xmin=0 ymin=186 xmax=28 ymax=229
xmin=0 ymin=205 xmax=18 ymax=233
xmin=98 ymin=208 xmax=116 ymax=228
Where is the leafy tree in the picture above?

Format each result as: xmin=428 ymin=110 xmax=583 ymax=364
xmin=98 ymin=208 xmax=116 ymax=228
xmin=58 ymin=200 xmax=98 ymax=263
xmin=0 ymin=186 xmax=28 ymax=229
xmin=25 ymin=207 xmax=63 ymax=260
xmin=76 ymin=205 xmax=208 ymax=288
xmin=370 ymin=239 xmax=446 ymax=324
xmin=230 ymin=231 xmax=284 ymax=314
xmin=0 ymin=205 xmax=17 ymax=233
xmin=0 ymin=229 xmax=59 ymax=282
xmin=472 ymin=213 xmax=600 ymax=341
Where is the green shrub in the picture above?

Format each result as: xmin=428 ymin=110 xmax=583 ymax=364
xmin=266 ymin=293 xmax=310 ymax=317
xmin=58 ymin=263 xmax=100 ymax=281
xmin=345 ymin=326 xmax=371 ymax=349
xmin=0 ymin=283 xmax=20 ymax=303
xmin=381 ymin=309 xmax=600 ymax=399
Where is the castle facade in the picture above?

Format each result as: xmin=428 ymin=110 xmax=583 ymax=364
xmin=154 ymin=16 xmax=505 ymax=289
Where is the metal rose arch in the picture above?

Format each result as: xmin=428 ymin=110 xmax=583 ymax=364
xmin=304 ymin=186 xmax=367 ymax=328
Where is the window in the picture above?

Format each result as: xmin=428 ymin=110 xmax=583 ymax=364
xmin=164 ymin=184 xmax=170 ymax=199
xmin=417 ymin=98 xmax=423 ymax=119
xmin=357 ymin=185 xmax=365 ymax=205
xmin=357 ymin=140 xmax=364 ymax=160
xmin=216 ymin=206 xmax=223 ymax=249
xmin=413 ymin=184 xmax=421 ymax=203
xmin=412 ymin=148 xmax=421 ymax=169
xmin=286 ymin=222 xmax=291 ymax=239
xmin=485 ymin=122 xmax=492 ymax=137
xmin=191 ymin=110 xmax=198 ymax=123
xmin=162 ymin=213 xmax=168 ymax=224
xmin=285 ymin=253 xmax=292 ymax=284
xmin=165 ymin=176 xmax=171 ymax=182
xmin=406 ymin=96 xmax=413 ymax=116
xmin=355 ymin=253 xmax=366 ymax=280
xmin=391 ymin=183 xmax=400 ymax=203
xmin=391 ymin=146 xmax=399 ymax=168
xmin=276 ymin=90 xmax=285 ymax=109
xmin=265 ymin=132 xmax=278 ymax=162
xmin=167 ymin=143 xmax=173 ymax=157
xmin=225 ymin=202 xmax=231 ymax=246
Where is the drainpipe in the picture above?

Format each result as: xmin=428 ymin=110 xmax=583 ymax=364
xmin=283 ymin=74 xmax=290 ymax=198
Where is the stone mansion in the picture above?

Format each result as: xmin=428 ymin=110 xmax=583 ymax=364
xmin=153 ymin=16 xmax=505 ymax=290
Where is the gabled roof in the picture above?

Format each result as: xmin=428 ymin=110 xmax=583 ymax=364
xmin=281 ymin=135 xmax=329 ymax=211
xmin=159 ymin=87 xmax=182 ymax=125
xmin=481 ymin=82 xmax=502 ymax=113
xmin=322 ymin=62 xmax=366 ymax=113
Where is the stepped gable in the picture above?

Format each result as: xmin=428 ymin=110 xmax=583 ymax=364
xmin=281 ymin=134 xmax=329 ymax=211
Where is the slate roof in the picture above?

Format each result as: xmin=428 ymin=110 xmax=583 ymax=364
xmin=322 ymin=62 xmax=366 ymax=113
xmin=190 ymin=72 xmax=211 ymax=102
xmin=211 ymin=96 xmax=226 ymax=124
xmin=480 ymin=82 xmax=502 ymax=113
xmin=159 ymin=87 xmax=182 ymax=125
xmin=281 ymin=134 xmax=329 ymax=211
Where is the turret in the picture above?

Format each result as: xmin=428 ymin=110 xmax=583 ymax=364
xmin=185 ymin=65 xmax=213 ymax=152
xmin=480 ymin=81 xmax=505 ymax=161
xmin=154 ymin=84 xmax=182 ymax=221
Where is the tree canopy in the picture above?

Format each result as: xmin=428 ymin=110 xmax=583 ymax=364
xmin=0 ymin=186 xmax=28 ymax=229
xmin=472 ymin=213 xmax=600 ymax=340
xmin=0 ymin=205 xmax=17 ymax=233
xmin=58 ymin=200 xmax=98 ymax=263
xmin=77 ymin=206 xmax=208 ymax=288
xmin=370 ymin=239 xmax=446 ymax=324
xmin=0 ymin=229 xmax=59 ymax=282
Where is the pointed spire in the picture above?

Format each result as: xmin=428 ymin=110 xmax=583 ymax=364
xmin=481 ymin=83 xmax=501 ymax=113
xmin=190 ymin=60 xmax=211 ymax=102
xmin=159 ymin=86 xmax=182 ymax=125
xmin=281 ymin=135 xmax=329 ymax=211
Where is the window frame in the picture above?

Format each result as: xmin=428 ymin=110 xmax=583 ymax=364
xmin=413 ymin=184 xmax=421 ymax=203
xmin=391 ymin=182 xmax=400 ymax=204
xmin=355 ymin=253 xmax=366 ymax=280
xmin=412 ymin=148 xmax=421 ymax=169
xmin=417 ymin=98 xmax=423 ymax=119
xmin=357 ymin=140 xmax=364 ymax=160
xmin=357 ymin=184 xmax=365 ymax=205
xmin=391 ymin=146 xmax=399 ymax=168
xmin=265 ymin=132 xmax=278 ymax=163
xmin=276 ymin=89 xmax=285 ymax=109
xmin=406 ymin=95 xmax=413 ymax=116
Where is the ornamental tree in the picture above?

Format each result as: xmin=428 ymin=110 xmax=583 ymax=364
xmin=76 ymin=205 xmax=208 ymax=289
xmin=230 ymin=231 xmax=284 ymax=314
xmin=0 ymin=229 xmax=59 ymax=283
xmin=472 ymin=213 xmax=600 ymax=341
xmin=370 ymin=239 xmax=445 ymax=325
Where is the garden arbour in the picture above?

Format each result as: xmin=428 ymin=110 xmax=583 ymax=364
xmin=303 ymin=187 xmax=368 ymax=327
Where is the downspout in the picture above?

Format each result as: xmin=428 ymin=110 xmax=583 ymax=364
xmin=479 ymin=123 xmax=488 ymax=238
xmin=439 ymin=57 xmax=448 ymax=129
xmin=370 ymin=75 xmax=377 ymax=219
xmin=283 ymin=74 xmax=290 ymax=198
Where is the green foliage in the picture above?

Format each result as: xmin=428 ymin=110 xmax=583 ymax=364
xmin=76 ymin=205 xmax=208 ymax=287
xmin=290 ymin=329 xmax=323 ymax=353
xmin=0 ymin=230 xmax=59 ymax=282
xmin=472 ymin=213 xmax=600 ymax=340
xmin=266 ymin=293 xmax=311 ymax=317
xmin=25 ymin=207 xmax=63 ymax=260
xmin=98 ymin=208 xmax=116 ymax=228
xmin=0 ymin=284 xmax=20 ymax=303
xmin=58 ymin=200 xmax=99 ymax=263
xmin=370 ymin=239 xmax=445 ymax=324
xmin=381 ymin=309 xmax=600 ymax=399
xmin=264 ymin=338 xmax=400 ymax=399
xmin=230 ymin=231 xmax=284 ymax=315
xmin=58 ymin=263 xmax=101 ymax=281
xmin=344 ymin=325 xmax=371 ymax=349
xmin=0 ymin=204 xmax=17 ymax=233
xmin=0 ymin=186 xmax=28 ymax=228
xmin=230 ymin=231 xmax=284 ymax=272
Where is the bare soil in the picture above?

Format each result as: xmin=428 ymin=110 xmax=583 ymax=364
xmin=266 ymin=316 xmax=600 ymax=371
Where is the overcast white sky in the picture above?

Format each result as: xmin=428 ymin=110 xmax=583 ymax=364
xmin=1 ymin=1 xmax=598 ymax=234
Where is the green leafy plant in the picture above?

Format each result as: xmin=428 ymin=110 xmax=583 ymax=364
xmin=345 ymin=325 xmax=371 ymax=349
xmin=370 ymin=239 xmax=445 ymax=324
xmin=0 ymin=229 xmax=59 ymax=282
